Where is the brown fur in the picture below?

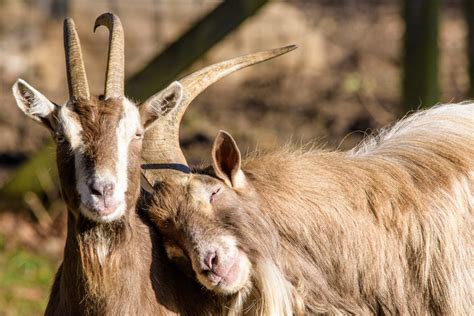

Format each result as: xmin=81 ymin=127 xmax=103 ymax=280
xmin=73 ymin=97 xmax=123 ymax=172
xmin=54 ymin=97 xmax=126 ymax=210
xmin=149 ymin=104 xmax=473 ymax=315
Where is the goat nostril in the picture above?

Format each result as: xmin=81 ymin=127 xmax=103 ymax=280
xmin=204 ymin=252 xmax=218 ymax=271
xmin=89 ymin=182 xmax=114 ymax=197
xmin=90 ymin=184 xmax=104 ymax=196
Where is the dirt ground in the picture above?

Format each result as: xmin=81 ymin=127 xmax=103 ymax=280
xmin=0 ymin=0 xmax=470 ymax=313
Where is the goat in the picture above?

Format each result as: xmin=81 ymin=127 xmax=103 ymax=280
xmin=12 ymin=12 xmax=295 ymax=315
xmin=144 ymin=102 xmax=473 ymax=315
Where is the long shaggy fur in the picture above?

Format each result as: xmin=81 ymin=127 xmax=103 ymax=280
xmin=236 ymin=103 xmax=473 ymax=314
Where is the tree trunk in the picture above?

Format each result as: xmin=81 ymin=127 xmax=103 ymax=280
xmin=402 ymin=0 xmax=440 ymax=113
xmin=126 ymin=0 xmax=269 ymax=98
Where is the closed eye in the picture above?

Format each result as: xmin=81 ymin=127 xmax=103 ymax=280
xmin=210 ymin=187 xmax=221 ymax=203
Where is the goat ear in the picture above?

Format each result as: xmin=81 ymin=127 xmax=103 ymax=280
xmin=212 ymin=130 xmax=246 ymax=189
xmin=12 ymin=79 xmax=57 ymax=131
xmin=139 ymin=81 xmax=184 ymax=129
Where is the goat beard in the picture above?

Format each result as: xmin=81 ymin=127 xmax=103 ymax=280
xmin=76 ymin=216 xmax=131 ymax=300
xmin=216 ymin=198 xmax=304 ymax=315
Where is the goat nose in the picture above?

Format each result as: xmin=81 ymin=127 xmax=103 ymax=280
xmin=89 ymin=181 xmax=114 ymax=198
xmin=203 ymin=251 xmax=218 ymax=271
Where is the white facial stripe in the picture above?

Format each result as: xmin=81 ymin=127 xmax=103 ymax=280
xmin=75 ymin=153 xmax=127 ymax=223
xmin=122 ymin=98 xmax=141 ymax=138
xmin=114 ymin=98 xmax=141 ymax=197
xmin=72 ymin=97 xmax=141 ymax=222
xmin=59 ymin=104 xmax=83 ymax=149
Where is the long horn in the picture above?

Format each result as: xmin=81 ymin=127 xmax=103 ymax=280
xmin=178 ymin=45 xmax=296 ymax=125
xmin=64 ymin=18 xmax=90 ymax=100
xmin=141 ymin=45 xmax=297 ymax=184
xmin=94 ymin=13 xmax=124 ymax=99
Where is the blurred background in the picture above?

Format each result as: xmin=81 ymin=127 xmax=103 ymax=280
xmin=0 ymin=0 xmax=472 ymax=314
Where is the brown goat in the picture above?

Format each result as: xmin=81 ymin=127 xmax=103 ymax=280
xmin=12 ymin=13 xmax=295 ymax=315
xmin=147 ymin=103 xmax=473 ymax=315
xmin=12 ymin=13 xmax=217 ymax=316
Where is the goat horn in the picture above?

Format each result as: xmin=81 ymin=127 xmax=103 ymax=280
xmin=64 ymin=18 xmax=90 ymax=100
xmin=141 ymin=45 xmax=297 ymax=184
xmin=94 ymin=13 xmax=124 ymax=99
xmin=177 ymin=45 xmax=297 ymax=123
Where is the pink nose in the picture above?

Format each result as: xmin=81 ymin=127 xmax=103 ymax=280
xmin=201 ymin=250 xmax=239 ymax=283
xmin=203 ymin=251 xmax=219 ymax=271
xmin=89 ymin=181 xmax=114 ymax=199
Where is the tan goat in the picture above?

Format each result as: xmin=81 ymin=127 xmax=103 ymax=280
xmin=143 ymin=102 xmax=473 ymax=314
xmin=12 ymin=12 xmax=295 ymax=315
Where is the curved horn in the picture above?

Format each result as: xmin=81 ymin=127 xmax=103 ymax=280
xmin=64 ymin=18 xmax=90 ymax=100
xmin=94 ymin=13 xmax=124 ymax=99
xmin=141 ymin=45 xmax=297 ymax=184
xmin=177 ymin=44 xmax=296 ymax=123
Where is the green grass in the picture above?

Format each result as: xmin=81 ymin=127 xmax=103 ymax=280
xmin=0 ymin=234 xmax=56 ymax=315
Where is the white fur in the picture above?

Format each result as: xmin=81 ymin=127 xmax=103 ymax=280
xmin=12 ymin=79 xmax=55 ymax=121
xmin=232 ymin=169 xmax=247 ymax=189
xmin=351 ymin=103 xmax=474 ymax=157
xmin=95 ymin=228 xmax=111 ymax=266
xmin=253 ymin=260 xmax=295 ymax=316
xmin=59 ymin=103 xmax=83 ymax=149
xmin=143 ymin=81 xmax=184 ymax=130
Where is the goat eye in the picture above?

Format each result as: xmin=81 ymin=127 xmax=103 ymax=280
xmin=134 ymin=131 xmax=143 ymax=140
xmin=56 ymin=134 xmax=66 ymax=143
xmin=210 ymin=187 xmax=221 ymax=203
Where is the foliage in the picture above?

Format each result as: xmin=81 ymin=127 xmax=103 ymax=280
xmin=0 ymin=234 xmax=56 ymax=315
